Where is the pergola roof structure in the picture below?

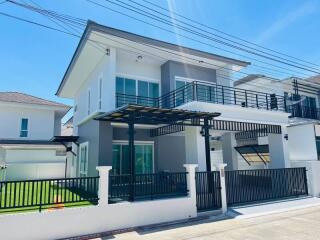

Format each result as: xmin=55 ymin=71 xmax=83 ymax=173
xmin=94 ymin=104 xmax=221 ymax=124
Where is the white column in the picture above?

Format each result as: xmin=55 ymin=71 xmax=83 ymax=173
xmin=96 ymin=166 xmax=112 ymax=206
xmin=268 ymin=125 xmax=289 ymax=168
xmin=184 ymin=164 xmax=198 ymax=207
xmin=216 ymin=163 xmax=228 ymax=214
xmin=222 ymin=132 xmax=238 ymax=170
xmin=185 ymin=126 xmax=206 ymax=171
xmin=306 ymin=161 xmax=320 ymax=197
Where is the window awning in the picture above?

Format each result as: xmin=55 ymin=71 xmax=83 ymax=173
xmin=235 ymin=144 xmax=270 ymax=165
xmin=94 ymin=104 xmax=221 ymax=125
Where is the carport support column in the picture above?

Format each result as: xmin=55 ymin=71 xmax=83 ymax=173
xmin=268 ymin=125 xmax=290 ymax=168
xmin=204 ymin=118 xmax=212 ymax=172
xmin=96 ymin=166 xmax=112 ymax=206
xmin=128 ymin=114 xmax=135 ymax=201
xmin=185 ymin=126 xmax=206 ymax=171
xmin=217 ymin=163 xmax=228 ymax=214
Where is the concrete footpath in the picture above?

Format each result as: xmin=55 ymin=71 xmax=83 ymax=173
xmin=76 ymin=197 xmax=320 ymax=240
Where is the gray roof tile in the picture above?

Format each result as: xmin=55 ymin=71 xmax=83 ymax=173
xmin=0 ymin=92 xmax=70 ymax=108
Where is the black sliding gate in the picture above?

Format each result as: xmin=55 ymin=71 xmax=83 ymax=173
xmin=225 ymin=168 xmax=308 ymax=206
xmin=195 ymin=168 xmax=308 ymax=211
xmin=196 ymin=171 xmax=222 ymax=211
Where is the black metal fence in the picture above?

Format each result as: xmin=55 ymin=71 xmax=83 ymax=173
xmin=225 ymin=168 xmax=308 ymax=206
xmin=195 ymin=171 xmax=222 ymax=211
xmin=0 ymin=177 xmax=99 ymax=212
xmin=109 ymin=172 xmax=188 ymax=203
xmin=115 ymin=81 xmax=286 ymax=112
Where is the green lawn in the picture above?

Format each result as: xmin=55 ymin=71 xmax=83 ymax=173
xmin=0 ymin=181 xmax=97 ymax=214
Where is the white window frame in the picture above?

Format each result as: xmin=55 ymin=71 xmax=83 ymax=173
xmin=79 ymin=142 xmax=89 ymax=177
xmin=19 ymin=117 xmax=29 ymax=138
xmin=116 ymin=74 xmax=161 ymax=97
xmin=112 ymin=140 xmax=155 ymax=174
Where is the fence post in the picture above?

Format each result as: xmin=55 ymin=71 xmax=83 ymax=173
xmin=96 ymin=166 xmax=112 ymax=206
xmin=184 ymin=164 xmax=197 ymax=206
xmin=217 ymin=163 xmax=228 ymax=214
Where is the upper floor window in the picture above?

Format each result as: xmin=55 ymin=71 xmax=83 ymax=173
xmin=116 ymin=77 xmax=159 ymax=107
xmin=20 ymin=118 xmax=28 ymax=137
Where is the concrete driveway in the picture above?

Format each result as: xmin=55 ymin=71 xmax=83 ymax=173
xmin=89 ymin=205 xmax=320 ymax=240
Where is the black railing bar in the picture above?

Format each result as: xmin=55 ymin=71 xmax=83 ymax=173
xmin=0 ymin=176 xmax=100 ymax=184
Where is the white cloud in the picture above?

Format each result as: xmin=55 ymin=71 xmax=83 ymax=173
xmin=257 ymin=1 xmax=317 ymax=44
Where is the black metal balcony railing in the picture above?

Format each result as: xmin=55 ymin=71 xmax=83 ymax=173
xmin=116 ymin=81 xmax=286 ymax=112
xmin=286 ymin=105 xmax=320 ymax=120
xmin=116 ymin=93 xmax=159 ymax=108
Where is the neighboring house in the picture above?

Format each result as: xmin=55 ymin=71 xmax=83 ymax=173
xmin=56 ymin=21 xmax=291 ymax=178
xmin=61 ymin=116 xmax=73 ymax=136
xmin=235 ymin=74 xmax=320 ymax=163
xmin=0 ymin=92 xmax=71 ymax=180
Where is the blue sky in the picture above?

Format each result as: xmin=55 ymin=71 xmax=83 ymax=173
xmin=0 ymin=0 xmax=320 ymax=121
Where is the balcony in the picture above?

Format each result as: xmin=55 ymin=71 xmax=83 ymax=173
xmin=287 ymin=105 xmax=320 ymax=120
xmin=116 ymin=81 xmax=286 ymax=112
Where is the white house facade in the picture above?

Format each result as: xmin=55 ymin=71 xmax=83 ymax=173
xmin=0 ymin=92 xmax=70 ymax=180
xmin=56 ymin=21 xmax=292 ymax=179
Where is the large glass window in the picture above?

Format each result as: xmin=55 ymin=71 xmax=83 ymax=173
xmin=20 ymin=118 xmax=28 ymax=137
xmin=112 ymin=142 xmax=154 ymax=175
xmin=116 ymin=77 xmax=159 ymax=107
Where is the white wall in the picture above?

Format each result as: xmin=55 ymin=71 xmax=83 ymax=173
xmin=73 ymin=48 xmax=163 ymax=130
xmin=288 ymin=123 xmax=317 ymax=161
xmin=3 ymin=148 xmax=66 ymax=180
xmin=116 ymin=50 xmax=161 ymax=82
xmin=0 ymin=197 xmax=196 ymax=240
xmin=0 ymin=103 xmax=56 ymax=140
xmin=0 ymin=165 xmax=198 ymax=240
xmin=185 ymin=126 xmax=206 ymax=171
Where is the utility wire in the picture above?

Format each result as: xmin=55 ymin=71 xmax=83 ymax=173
xmin=128 ymin=0 xmax=319 ymax=72
xmin=99 ymin=0 xmax=320 ymax=75
xmin=0 ymin=7 xmax=282 ymax=92
xmin=140 ymin=0 xmax=320 ymax=69
xmin=87 ymin=0 xmax=312 ymax=79
xmin=2 ymin=2 xmax=296 ymax=93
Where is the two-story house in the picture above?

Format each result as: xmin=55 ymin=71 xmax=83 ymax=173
xmin=57 ymin=21 xmax=291 ymax=178
xmin=0 ymin=92 xmax=70 ymax=180
xmin=235 ymin=74 xmax=320 ymax=165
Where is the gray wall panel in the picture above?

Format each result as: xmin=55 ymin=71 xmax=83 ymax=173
xmin=157 ymin=135 xmax=186 ymax=172
xmin=161 ymin=60 xmax=217 ymax=95
xmin=77 ymin=120 xmax=100 ymax=177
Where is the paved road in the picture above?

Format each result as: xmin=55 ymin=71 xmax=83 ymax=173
xmin=89 ymin=205 xmax=320 ymax=240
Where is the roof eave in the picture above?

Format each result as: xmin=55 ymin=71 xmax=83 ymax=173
xmin=56 ymin=21 xmax=251 ymax=97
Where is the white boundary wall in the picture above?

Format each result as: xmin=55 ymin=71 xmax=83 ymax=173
xmin=0 ymin=198 xmax=196 ymax=240
xmin=0 ymin=165 xmax=198 ymax=240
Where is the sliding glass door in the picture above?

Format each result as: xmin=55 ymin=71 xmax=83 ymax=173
xmin=112 ymin=142 xmax=154 ymax=175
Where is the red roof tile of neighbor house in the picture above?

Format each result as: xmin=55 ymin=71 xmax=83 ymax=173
xmin=0 ymin=92 xmax=70 ymax=108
